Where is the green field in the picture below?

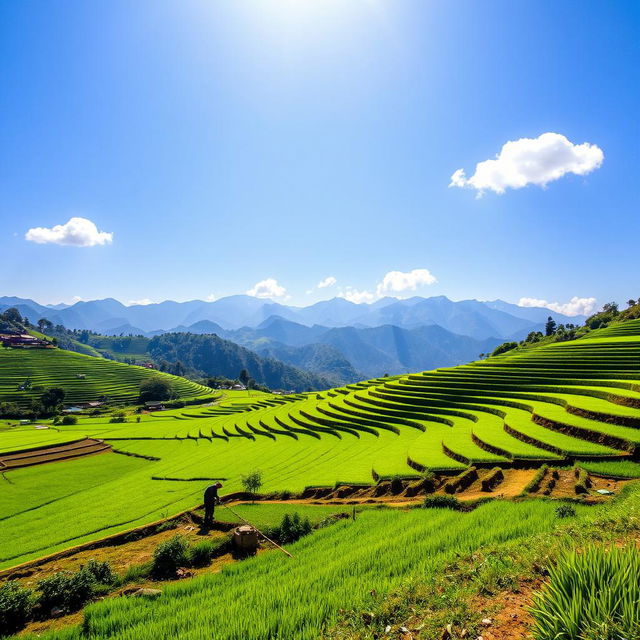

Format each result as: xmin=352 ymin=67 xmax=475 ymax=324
xmin=2 ymin=320 xmax=640 ymax=569
xmin=19 ymin=488 xmax=640 ymax=640
xmin=0 ymin=346 xmax=211 ymax=406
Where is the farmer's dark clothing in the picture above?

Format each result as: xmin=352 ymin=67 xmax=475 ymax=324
xmin=203 ymin=485 xmax=219 ymax=526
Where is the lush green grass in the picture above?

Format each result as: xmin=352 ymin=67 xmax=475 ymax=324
xmin=531 ymin=546 xmax=640 ymax=639
xmin=3 ymin=324 xmax=640 ymax=569
xmin=0 ymin=346 xmax=211 ymax=407
xmin=24 ymin=500 xmax=581 ymax=640
xmin=581 ymin=460 xmax=640 ymax=478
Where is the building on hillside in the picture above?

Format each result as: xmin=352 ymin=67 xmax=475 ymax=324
xmin=62 ymin=401 xmax=104 ymax=413
xmin=145 ymin=400 xmax=166 ymax=410
xmin=231 ymin=383 xmax=246 ymax=390
xmin=0 ymin=333 xmax=51 ymax=348
xmin=136 ymin=362 xmax=156 ymax=369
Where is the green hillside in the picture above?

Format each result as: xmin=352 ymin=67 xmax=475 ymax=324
xmin=0 ymin=346 xmax=211 ymax=407
xmin=1 ymin=319 xmax=639 ymax=571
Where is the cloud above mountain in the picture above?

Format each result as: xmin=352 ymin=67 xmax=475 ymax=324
xmin=340 ymin=268 xmax=437 ymax=304
xmin=25 ymin=217 xmax=113 ymax=247
xmin=247 ymin=278 xmax=288 ymax=299
xmin=317 ymin=276 xmax=337 ymax=289
xmin=518 ymin=296 xmax=597 ymax=316
xmin=450 ymin=133 xmax=604 ymax=196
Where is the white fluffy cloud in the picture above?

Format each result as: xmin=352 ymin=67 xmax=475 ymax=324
xmin=317 ymin=276 xmax=337 ymax=289
xmin=376 ymin=269 xmax=437 ymax=296
xmin=339 ymin=269 xmax=437 ymax=304
xmin=128 ymin=298 xmax=153 ymax=306
xmin=246 ymin=278 xmax=287 ymax=299
xmin=518 ymin=296 xmax=597 ymax=316
xmin=340 ymin=288 xmax=377 ymax=304
xmin=25 ymin=217 xmax=113 ymax=247
xmin=450 ymin=133 xmax=604 ymax=196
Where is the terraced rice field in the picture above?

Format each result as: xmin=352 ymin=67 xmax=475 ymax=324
xmin=0 ymin=346 xmax=211 ymax=406
xmin=1 ymin=320 xmax=639 ymax=569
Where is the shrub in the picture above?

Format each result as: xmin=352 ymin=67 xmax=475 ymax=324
xmin=491 ymin=341 xmax=518 ymax=357
xmin=188 ymin=537 xmax=232 ymax=567
xmin=268 ymin=513 xmax=312 ymax=545
xmin=61 ymin=415 xmax=77 ymax=425
xmin=188 ymin=540 xmax=217 ymax=567
xmin=422 ymin=495 xmax=463 ymax=511
xmin=152 ymin=535 xmax=189 ymax=577
xmin=555 ymin=504 xmax=576 ymax=519
xmin=37 ymin=570 xmax=95 ymax=613
xmin=83 ymin=559 xmax=116 ymax=586
xmin=0 ymin=581 xmax=34 ymax=634
xmin=531 ymin=546 xmax=640 ymax=639
xmin=109 ymin=410 xmax=128 ymax=424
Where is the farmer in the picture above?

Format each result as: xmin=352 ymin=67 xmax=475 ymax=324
xmin=203 ymin=481 xmax=223 ymax=527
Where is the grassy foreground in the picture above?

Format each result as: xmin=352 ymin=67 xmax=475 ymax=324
xmin=16 ymin=485 xmax=640 ymax=640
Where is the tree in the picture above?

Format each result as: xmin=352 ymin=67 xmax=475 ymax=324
xmin=602 ymin=302 xmax=619 ymax=315
xmin=545 ymin=316 xmax=557 ymax=336
xmin=138 ymin=378 xmax=174 ymax=403
xmin=241 ymin=469 xmax=263 ymax=502
xmin=1 ymin=307 xmax=23 ymax=325
xmin=628 ymin=299 xmax=637 ymax=308
xmin=37 ymin=318 xmax=53 ymax=332
xmin=40 ymin=387 xmax=65 ymax=412
xmin=239 ymin=369 xmax=250 ymax=387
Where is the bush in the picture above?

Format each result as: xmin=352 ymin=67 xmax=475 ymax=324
xmin=139 ymin=378 xmax=174 ymax=404
xmin=188 ymin=540 xmax=217 ymax=567
xmin=422 ymin=495 xmax=463 ymax=511
xmin=491 ymin=341 xmax=518 ymax=356
xmin=152 ymin=535 xmax=189 ymax=577
xmin=0 ymin=581 xmax=34 ymax=635
xmin=555 ymin=504 xmax=576 ymax=519
xmin=268 ymin=513 xmax=312 ymax=545
xmin=37 ymin=570 xmax=95 ymax=613
xmin=61 ymin=415 xmax=78 ymax=425
xmin=83 ymin=559 xmax=116 ymax=586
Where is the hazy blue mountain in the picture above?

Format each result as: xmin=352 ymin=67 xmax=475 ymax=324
xmin=147 ymin=333 xmax=332 ymax=391
xmin=0 ymin=294 xmax=584 ymax=340
xmin=255 ymin=341 xmax=361 ymax=386
xmin=484 ymin=299 xmax=585 ymax=324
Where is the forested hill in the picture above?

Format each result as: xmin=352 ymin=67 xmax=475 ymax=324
xmin=147 ymin=332 xmax=333 ymax=391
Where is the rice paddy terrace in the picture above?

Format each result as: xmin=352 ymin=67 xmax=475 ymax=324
xmin=1 ymin=320 xmax=640 ymax=569
xmin=0 ymin=346 xmax=210 ymax=406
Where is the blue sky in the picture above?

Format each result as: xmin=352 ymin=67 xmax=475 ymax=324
xmin=1 ymin=0 xmax=638 ymax=313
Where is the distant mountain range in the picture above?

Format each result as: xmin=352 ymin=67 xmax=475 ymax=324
xmin=0 ymin=295 xmax=585 ymax=383
xmin=0 ymin=295 xmax=583 ymax=340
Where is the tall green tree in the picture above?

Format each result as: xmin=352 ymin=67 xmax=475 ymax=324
xmin=545 ymin=316 xmax=557 ymax=336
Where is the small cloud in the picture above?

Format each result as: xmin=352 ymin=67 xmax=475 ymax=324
xmin=246 ymin=278 xmax=287 ymax=299
xmin=376 ymin=269 xmax=437 ymax=297
xmin=450 ymin=133 xmax=604 ymax=196
xmin=206 ymin=294 xmax=216 ymax=302
xmin=339 ymin=288 xmax=377 ymax=304
xmin=338 ymin=268 xmax=437 ymax=304
xmin=518 ymin=296 xmax=597 ymax=316
xmin=317 ymin=276 xmax=337 ymax=289
xmin=128 ymin=298 xmax=154 ymax=306
xmin=25 ymin=217 xmax=113 ymax=247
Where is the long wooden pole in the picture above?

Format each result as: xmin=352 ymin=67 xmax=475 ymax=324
xmin=220 ymin=502 xmax=293 ymax=558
